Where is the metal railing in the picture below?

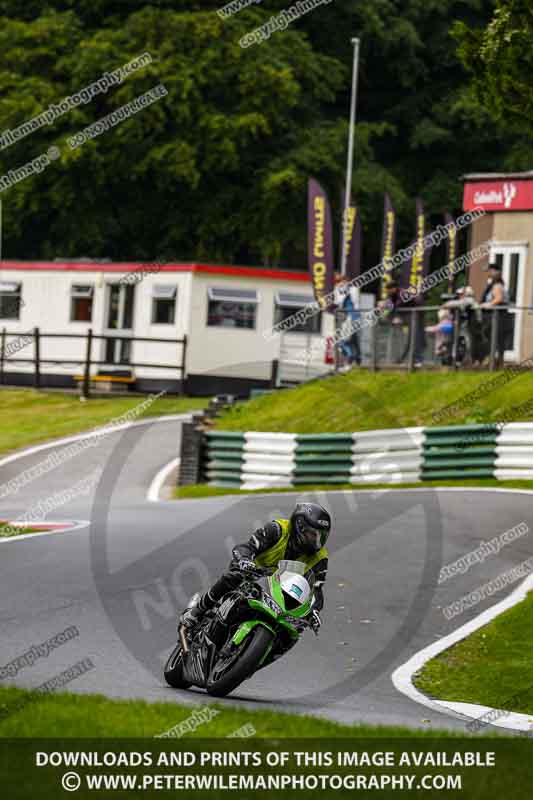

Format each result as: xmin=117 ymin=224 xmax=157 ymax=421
xmin=332 ymin=304 xmax=532 ymax=373
xmin=0 ymin=327 xmax=187 ymax=396
xmin=275 ymin=305 xmax=532 ymax=382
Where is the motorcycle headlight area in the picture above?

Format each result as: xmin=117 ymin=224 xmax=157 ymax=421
xmin=283 ymin=614 xmax=305 ymax=627
xmin=260 ymin=594 xmax=282 ymax=615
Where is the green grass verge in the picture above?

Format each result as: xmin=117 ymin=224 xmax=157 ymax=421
xmin=415 ymin=590 xmax=533 ymax=715
xmin=0 ymin=389 xmax=207 ymax=457
xmin=175 ymin=479 xmax=533 ymax=500
xmin=0 ymin=685 xmax=491 ymax=738
xmin=214 ymin=370 xmax=533 ymax=433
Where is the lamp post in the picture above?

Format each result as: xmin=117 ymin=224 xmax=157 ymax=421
xmin=340 ymin=37 xmax=360 ymax=279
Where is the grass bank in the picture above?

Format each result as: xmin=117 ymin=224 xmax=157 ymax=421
xmin=214 ymin=371 xmax=533 ymax=433
xmin=415 ymin=590 xmax=533 ymax=715
xmin=175 ymin=479 xmax=533 ymax=500
xmin=0 ymin=685 xmax=483 ymax=738
xmin=0 ymin=389 xmax=207 ymax=457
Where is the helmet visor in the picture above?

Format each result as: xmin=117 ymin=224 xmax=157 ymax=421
xmin=299 ymin=527 xmax=322 ymax=553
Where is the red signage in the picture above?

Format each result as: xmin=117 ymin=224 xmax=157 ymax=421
xmin=463 ymin=179 xmax=533 ymax=212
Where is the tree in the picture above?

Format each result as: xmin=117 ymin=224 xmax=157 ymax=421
xmin=454 ymin=0 xmax=533 ymax=132
xmin=0 ymin=1 xmax=528 ymax=267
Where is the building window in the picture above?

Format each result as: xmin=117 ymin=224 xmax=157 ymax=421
xmin=274 ymin=292 xmax=321 ymax=334
xmin=152 ymin=285 xmax=177 ymax=324
xmin=70 ymin=284 xmax=94 ymax=322
xmin=0 ymin=282 xmax=22 ymax=319
xmin=207 ymin=287 xmax=259 ymax=329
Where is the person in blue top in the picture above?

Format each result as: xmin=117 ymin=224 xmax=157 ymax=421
xmin=336 ymin=278 xmax=361 ymax=367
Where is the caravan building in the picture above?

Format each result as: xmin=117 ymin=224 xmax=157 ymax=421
xmin=0 ymin=260 xmax=345 ymax=394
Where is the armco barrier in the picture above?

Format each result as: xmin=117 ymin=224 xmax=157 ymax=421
xmin=196 ymin=422 xmax=533 ymax=489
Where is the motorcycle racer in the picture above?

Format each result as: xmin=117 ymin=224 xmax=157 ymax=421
xmin=179 ymin=502 xmax=331 ymax=636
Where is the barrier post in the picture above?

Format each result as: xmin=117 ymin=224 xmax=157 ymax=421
xmin=180 ymin=334 xmax=187 ymax=395
xmin=451 ymin=308 xmax=460 ymax=370
xmin=83 ymin=328 xmax=93 ymax=399
xmin=270 ymin=359 xmax=279 ymax=388
xmin=33 ymin=327 xmax=41 ymax=389
xmin=0 ymin=327 xmax=5 ymax=384
xmin=334 ymin=310 xmax=341 ymax=373
xmin=489 ymin=310 xmax=499 ymax=371
xmin=178 ymin=420 xmax=205 ymax=486
xmin=407 ymin=309 xmax=416 ymax=372
xmin=370 ymin=316 xmax=377 ymax=372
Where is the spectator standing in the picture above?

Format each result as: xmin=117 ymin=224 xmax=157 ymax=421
xmin=480 ymin=264 xmax=509 ymax=367
xmin=335 ymin=278 xmax=361 ymax=368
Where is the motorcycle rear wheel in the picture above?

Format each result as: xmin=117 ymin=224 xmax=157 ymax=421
xmin=164 ymin=643 xmax=192 ymax=689
xmin=206 ymin=626 xmax=274 ymax=698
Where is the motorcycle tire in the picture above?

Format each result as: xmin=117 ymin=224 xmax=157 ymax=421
xmin=206 ymin=626 xmax=274 ymax=698
xmin=164 ymin=643 xmax=192 ymax=689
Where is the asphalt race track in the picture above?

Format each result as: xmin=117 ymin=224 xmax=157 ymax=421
xmin=1 ymin=416 xmax=532 ymax=732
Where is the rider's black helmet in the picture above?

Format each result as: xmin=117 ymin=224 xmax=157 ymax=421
xmin=290 ymin=502 xmax=331 ymax=555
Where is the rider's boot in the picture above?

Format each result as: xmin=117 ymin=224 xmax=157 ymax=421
xmin=179 ymin=590 xmax=216 ymax=630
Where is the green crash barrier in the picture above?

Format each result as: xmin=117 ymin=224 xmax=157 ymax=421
xmin=206 ymin=471 xmax=242 ymax=483
xmin=423 ymin=457 xmax=497 ymax=469
xmin=422 ymin=469 xmax=495 ymax=480
xmin=421 ymin=423 xmax=499 ymax=482
xmin=208 ymin=449 xmax=246 ymax=459
xmin=205 ymin=441 xmax=245 ymax=451
xmin=423 ymin=446 xmax=497 ymax=457
xmin=197 ymin=422 xmax=532 ymax=488
xmin=298 ymin=434 xmax=354 ymax=442
xmin=205 ymin=431 xmax=246 ymax=439
xmin=207 ymin=459 xmax=244 ymax=471
xmin=293 ymin=475 xmax=353 ymax=484
xmin=426 ymin=424 xmax=500 ymax=434
xmin=296 ymin=454 xmax=355 ymax=463
xmin=294 ymin=463 xmax=353 ymax=474
xmin=295 ymin=444 xmax=354 ymax=454
xmin=424 ymin=433 xmax=499 ymax=446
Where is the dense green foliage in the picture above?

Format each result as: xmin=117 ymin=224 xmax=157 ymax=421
xmin=454 ymin=0 xmax=533 ymax=134
xmin=0 ymin=1 xmax=529 ymax=267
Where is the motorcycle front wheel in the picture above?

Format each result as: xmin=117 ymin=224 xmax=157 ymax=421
xmin=206 ymin=626 xmax=274 ymax=698
xmin=164 ymin=643 xmax=192 ymax=689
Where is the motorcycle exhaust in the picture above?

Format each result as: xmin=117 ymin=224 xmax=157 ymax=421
xmin=179 ymin=625 xmax=189 ymax=654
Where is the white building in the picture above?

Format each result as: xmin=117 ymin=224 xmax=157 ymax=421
xmin=0 ymin=260 xmax=353 ymax=395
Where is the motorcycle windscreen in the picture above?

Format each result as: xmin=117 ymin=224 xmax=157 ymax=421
xmin=276 ymin=559 xmax=306 ymax=576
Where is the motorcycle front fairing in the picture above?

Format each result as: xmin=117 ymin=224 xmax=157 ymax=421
xmin=231 ymin=564 xmax=313 ymax=648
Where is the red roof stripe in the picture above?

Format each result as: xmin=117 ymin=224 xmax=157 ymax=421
xmin=0 ymin=261 xmax=311 ymax=282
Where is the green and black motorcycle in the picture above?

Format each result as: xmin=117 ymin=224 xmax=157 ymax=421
xmin=164 ymin=560 xmax=316 ymax=697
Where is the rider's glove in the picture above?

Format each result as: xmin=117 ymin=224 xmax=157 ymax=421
xmin=309 ymin=609 xmax=321 ymax=635
xmin=233 ymin=558 xmax=257 ymax=574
